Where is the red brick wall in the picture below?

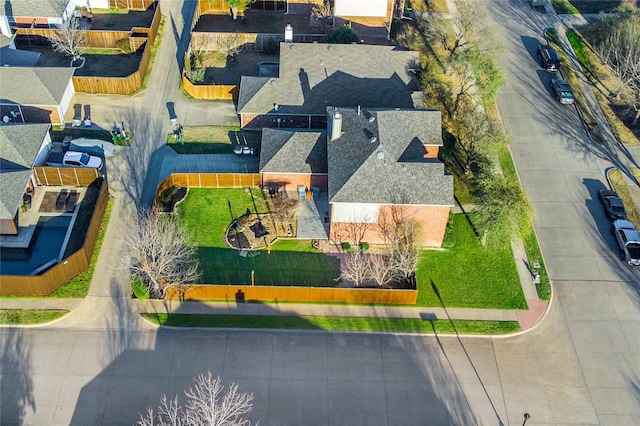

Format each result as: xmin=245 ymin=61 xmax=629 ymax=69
xmin=262 ymin=173 xmax=328 ymax=192
xmin=330 ymin=204 xmax=450 ymax=247
xmin=423 ymin=145 xmax=439 ymax=159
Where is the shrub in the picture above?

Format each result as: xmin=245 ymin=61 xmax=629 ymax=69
xmin=160 ymin=186 xmax=179 ymax=204
xmin=327 ymin=25 xmax=360 ymax=44
xmin=131 ymin=276 xmax=150 ymax=300
xmin=341 ymin=242 xmax=351 ymax=251
xmin=359 ymin=242 xmax=369 ymax=251
xmin=116 ymin=38 xmax=132 ymax=53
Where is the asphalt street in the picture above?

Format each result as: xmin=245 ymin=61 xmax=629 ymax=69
xmin=1 ymin=0 xmax=639 ymax=425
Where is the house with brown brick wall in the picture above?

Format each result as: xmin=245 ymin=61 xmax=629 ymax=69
xmin=326 ymin=107 xmax=453 ymax=247
xmin=237 ymin=42 xmax=421 ymax=129
xmin=0 ymin=67 xmax=75 ymax=125
xmin=260 ymin=107 xmax=453 ymax=246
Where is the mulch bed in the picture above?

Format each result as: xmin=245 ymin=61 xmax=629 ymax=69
xmin=226 ymin=213 xmax=277 ymax=250
xmin=158 ymin=186 xmax=187 ymax=213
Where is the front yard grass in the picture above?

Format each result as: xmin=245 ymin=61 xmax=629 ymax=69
xmin=416 ymin=213 xmax=526 ymax=309
xmin=0 ymin=309 xmax=68 ymax=324
xmin=178 ymin=189 xmax=526 ymax=307
xmin=142 ymin=313 xmax=520 ymax=334
xmin=177 ymin=188 xmax=341 ymax=286
xmin=609 ymin=169 xmax=640 ymax=229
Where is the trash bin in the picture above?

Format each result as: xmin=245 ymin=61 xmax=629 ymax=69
xmin=62 ymin=135 xmax=72 ymax=150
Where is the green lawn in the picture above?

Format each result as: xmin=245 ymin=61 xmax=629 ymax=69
xmin=142 ymin=313 xmax=520 ymax=334
xmin=177 ymin=188 xmax=341 ymax=286
xmin=416 ymin=213 xmax=526 ymax=309
xmin=566 ymin=29 xmax=593 ymax=76
xmin=0 ymin=309 xmax=68 ymax=324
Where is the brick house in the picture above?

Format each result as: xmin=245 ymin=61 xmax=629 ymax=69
xmin=260 ymin=107 xmax=453 ymax=247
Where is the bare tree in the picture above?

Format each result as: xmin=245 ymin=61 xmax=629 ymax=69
xmin=138 ymin=372 xmax=255 ymax=426
xmin=310 ymin=0 xmax=332 ymax=32
xmin=269 ymin=193 xmax=297 ymax=234
xmin=419 ymin=1 xmax=487 ymax=59
xmin=338 ymin=250 xmax=370 ymax=286
xmin=218 ymin=33 xmax=244 ymax=59
xmin=48 ymin=18 xmax=87 ymax=65
xmin=342 ymin=214 xmax=372 ymax=249
xmin=121 ymin=208 xmax=200 ymax=299
xmin=587 ymin=8 xmax=640 ymax=125
xmin=377 ymin=205 xmax=422 ymax=285
xmin=366 ymin=253 xmax=395 ymax=288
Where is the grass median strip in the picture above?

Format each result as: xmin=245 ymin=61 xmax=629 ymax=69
xmin=0 ymin=309 xmax=68 ymax=324
xmin=142 ymin=313 xmax=520 ymax=334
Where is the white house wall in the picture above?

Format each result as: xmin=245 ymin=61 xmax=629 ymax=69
xmin=34 ymin=132 xmax=52 ymax=166
xmin=331 ymin=202 xmax=380 ymax=223
xmin=334 ymin=0 xmax=388 ymax=17
xmin=59 ymin=79 xmax=76 ymax=119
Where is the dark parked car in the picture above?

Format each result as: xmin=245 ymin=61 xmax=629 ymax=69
xmin=598 ymin=189 xmax=627 ymax=220
xmin=537 ymin=44 xmax=560 ymax=71
xmin=551 ymin=78 xmax=575 ymax=105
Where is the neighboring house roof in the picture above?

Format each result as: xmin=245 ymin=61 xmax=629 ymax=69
xmin=0 ymin=123 xmax=50 ymax=219
xmin=327 ymin=107 xmax=453 ymax=206
xmin=260 ymin=129 xmax=327 ymax=174
xmin=0 ymin=67 xmax=74 ymax=105
xmin=0 ymin=46 xmax=41 ymax=66
xmin=238 ymin=43 xmax=419 ymax=115
xmin=2 ymin=0 xmax=69 ymax=18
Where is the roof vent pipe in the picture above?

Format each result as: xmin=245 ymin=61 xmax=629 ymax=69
xmin=331 ymin=112 xmax=342 ymax=141
xmin=357 ymin=105 xmax=361 ymax=115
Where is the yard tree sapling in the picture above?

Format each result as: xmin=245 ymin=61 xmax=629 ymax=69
xmin=366 ymin=253 xmax=395 ymax=288
xmin=228 ymin=0 xmax=255 ymax=20
xmin=121 ymin=208 xmax=200 ymax=299
xmin=48 ymin=18 xmax=87 ymax=66
xmin=137 ymin=371 xmax=255 ymax=426
xmin=219 ymin=33 xmax=244 ymax=59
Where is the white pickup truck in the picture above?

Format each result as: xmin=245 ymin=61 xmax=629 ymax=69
xmin=611 ymin=220 xmax=640 ymax=266
xmin=47 ymin=151 xmax=103 ymax=169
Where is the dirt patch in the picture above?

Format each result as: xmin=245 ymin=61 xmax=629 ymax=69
xmin=90 ymin=5 xmax=156 ymax=31
xmin=194 ymin=12 xmax=319 ymax=34
xmin=226 ymin=213 xmax=277 ymax=250
xmin=29 ymin=46 xmax=142 ymax=77
xmin=199 ymin=51 xmax=279 ymax=85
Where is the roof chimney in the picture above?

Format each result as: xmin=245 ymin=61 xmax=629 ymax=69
xmin=357 ymin=105 xmax=361 ymax=115
xmin=331 ymin=112 xmax=342 ymax=141
xmin=284 ymin=24 xmax=293 ymax=42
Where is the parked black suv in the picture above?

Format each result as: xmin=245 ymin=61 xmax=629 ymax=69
xmin=537 ymin=44 xmax=560 ymax=71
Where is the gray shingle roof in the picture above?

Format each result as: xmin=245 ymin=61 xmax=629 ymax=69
xmin=260 ymin=129 xmax=327 ymax=174
xmin=327 ymin=107 xmax=453 ymax=206
xmin=3 ymin=0 xmax=69 ymax=18
xmin=0 ymin=46 xmax=41 ymax=66
xmin=0 ymin=123 xmax=50 ymax=219
xmin=238 ymin=43 xmax=420 ymax=115
xmin=0 ymin=67 xmax=74 ymax=105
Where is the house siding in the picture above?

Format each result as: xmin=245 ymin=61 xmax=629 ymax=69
xmin=262 ymin=173 xmax=328 ymax=192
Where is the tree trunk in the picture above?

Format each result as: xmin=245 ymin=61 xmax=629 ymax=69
xmin=232 ymin=7 xmax=238 ymax=20
xmin=632 ymin=107 xmax=640 ymax=127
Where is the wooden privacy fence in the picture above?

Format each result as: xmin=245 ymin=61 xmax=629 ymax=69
xmin=182 ymin=75 xmax=237 ymax=100
xmin=72 ymin=39 xmax=150 ymax=94
xmin=0 ymin=178 xmax=109 ymax=296
xmin=109 ymin=0 xmax=157 ymax=11
xmin=166 ymin=285 xmax=418 ymax=305
xmin=156 ymin=173 xmax=262 ymax=201
xmin=33 ymin=166 xmax=103 ymax=187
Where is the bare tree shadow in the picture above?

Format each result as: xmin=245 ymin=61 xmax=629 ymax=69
xmin=0 ymin=329 xmax=35 ymax=424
